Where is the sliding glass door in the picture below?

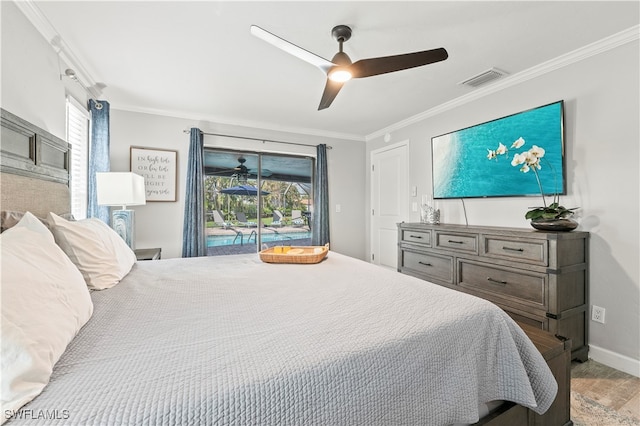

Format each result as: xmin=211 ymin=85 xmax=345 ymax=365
xmin=203 ymin=149 xmax=314 ymax=256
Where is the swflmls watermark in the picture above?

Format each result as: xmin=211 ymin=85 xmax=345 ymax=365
xmin=4 ymin=409 xmax=70 ymax=421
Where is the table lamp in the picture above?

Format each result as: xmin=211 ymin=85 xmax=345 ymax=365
xmin=96 ymin=172 xmax=146 ymax=248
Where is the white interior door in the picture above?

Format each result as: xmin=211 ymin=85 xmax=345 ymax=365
xmin=370 ymin=141 xmax=409 ymax=269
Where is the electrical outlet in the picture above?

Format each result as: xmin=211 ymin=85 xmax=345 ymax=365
xmin=592 ymin=305 xmax=606 ymax=324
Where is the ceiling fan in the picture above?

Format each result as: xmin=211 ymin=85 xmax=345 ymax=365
xmin=232 ymin=157 xmax=250 ymax=183
xmin=250 ymin=24 xmax=448 ymax=110
xmin=210 ymin=157 xmax=272 ymax=183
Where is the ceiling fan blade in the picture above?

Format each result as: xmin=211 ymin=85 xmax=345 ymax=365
xmin=350 ymin=48 xmax=448 ymax=78
xmin=250 ymin=25 xmax=334 ymax=73
xmin=318 ymin=79 xmax=344 ymax=110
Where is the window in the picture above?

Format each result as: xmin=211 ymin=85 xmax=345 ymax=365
xmin=203 ymin=149 xmax=314 ymax=255
xmin=66 ymin=96 xmax=90 ymax=219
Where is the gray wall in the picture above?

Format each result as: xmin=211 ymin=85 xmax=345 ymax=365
xmin=109 ymin=110 xmax=366 ymax=260
xmin=0 ymin=2 xmax=85 ymax=136
xmin=366 ymin=39 xmax=640 ymax=375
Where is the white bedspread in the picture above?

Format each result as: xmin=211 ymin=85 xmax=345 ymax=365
xmin=7 ymin=252 xmax=556 ymax=425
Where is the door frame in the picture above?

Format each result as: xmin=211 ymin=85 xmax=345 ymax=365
xmin=369 ymin=140 xmax=410 ymax=267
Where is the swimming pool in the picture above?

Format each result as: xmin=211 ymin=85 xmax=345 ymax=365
xmin=206 ymin=231 xmax=311 ymax=247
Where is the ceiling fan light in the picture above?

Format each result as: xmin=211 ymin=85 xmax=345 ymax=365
xmin=328 ymin=68 xmax=352 ymax=82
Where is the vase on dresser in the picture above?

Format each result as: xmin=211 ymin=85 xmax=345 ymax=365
xmin=530 ymin=217 xmax=578 ymax=232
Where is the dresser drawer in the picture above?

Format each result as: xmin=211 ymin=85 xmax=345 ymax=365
xmin=483 ymin=235 xmax=548 ymax=266
xmin=401 ymin=229 xmax=431 ymax=245
xmin=401 ymin=250 xmax=453 ymax=284
xmin=398 ymin=222 xmax=589 ymax=362
xmin=435 ymin=232 xmax=478 ymax=254
xmin=458 ymin=260 xmax=546 ymax=309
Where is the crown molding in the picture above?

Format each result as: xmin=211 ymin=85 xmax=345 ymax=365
xmin=14 ymin=0 xmax=101 ymax=97
xmin=15 ymin=0 xmax=637 ymax=143
xmin=112 ymin=104 xmax=366 ymax=143
xmin=365 ymin=25 xmax=640 ymax=142
xmin=15 ymin=0 xmax=362 ymax=142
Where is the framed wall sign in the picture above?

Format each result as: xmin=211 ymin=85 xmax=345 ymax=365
xmin=130 ymin=147 xmax=177 ymax=202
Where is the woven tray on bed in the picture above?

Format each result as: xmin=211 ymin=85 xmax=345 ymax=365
xmin=259 ymin=243 xmax=329 ymax=264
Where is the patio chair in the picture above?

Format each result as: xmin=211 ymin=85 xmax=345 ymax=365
xmin=291 ymin=210 xmax=305 ymax=227
xmin=211 ymin=210 xmax=245 ymax=244
xmin=235 ymin=212 xmax=257 ymax=228
xmin=271 ymin=210 xmax=285 ymax=228
xmin=212 ymin=210 xmax=233 ymax=229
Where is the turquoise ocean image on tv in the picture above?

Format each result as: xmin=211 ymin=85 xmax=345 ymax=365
xmin=432 ymin=102 xmax=564 ymax=199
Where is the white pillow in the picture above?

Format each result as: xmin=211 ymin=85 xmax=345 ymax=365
xmin=0 ymin=212 xmax=93 ymax=421
xmin=47 ymin=213 xmax=137 ymax=290
xmin=0 ymin=211 xmax=75 ymax=233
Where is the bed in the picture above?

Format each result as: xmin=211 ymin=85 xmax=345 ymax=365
xmin=0 ymin=109 xmax=570 ymax=426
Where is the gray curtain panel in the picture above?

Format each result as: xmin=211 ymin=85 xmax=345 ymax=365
xmin=182 ymin=128 xmax=206 ymax=257
xmin=311 ymin=144 xmax=330 ymax=246
xmin=87 ymin=99 xmax=111 ymax=224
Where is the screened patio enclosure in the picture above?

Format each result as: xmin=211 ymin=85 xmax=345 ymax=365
xmin=203 ymin=149 xmax=314 ymax=256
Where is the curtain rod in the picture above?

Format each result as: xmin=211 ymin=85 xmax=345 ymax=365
xmin=182 ymin=129 xmax=332 ymax=149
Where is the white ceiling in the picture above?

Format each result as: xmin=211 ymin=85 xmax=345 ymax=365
xmin=28 ymin=1 xmax=640 ymax=140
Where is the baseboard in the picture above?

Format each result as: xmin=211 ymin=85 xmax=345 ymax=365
xmin=588 ymin=344 xmax=640 ymax=378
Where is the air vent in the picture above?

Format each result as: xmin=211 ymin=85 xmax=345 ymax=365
xmin=459 ymin=68 xmax=509 ymax=87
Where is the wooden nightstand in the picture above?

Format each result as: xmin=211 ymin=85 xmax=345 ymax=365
xmin=134 ymin=248 xmax=162 ymax=261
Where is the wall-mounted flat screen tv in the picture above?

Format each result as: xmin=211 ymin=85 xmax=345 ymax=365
xmin=431 ymin=100 xmax=565 ymax=199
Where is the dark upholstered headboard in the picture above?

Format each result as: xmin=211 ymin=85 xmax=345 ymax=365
xmin=0 ymin=109 xmax=71 ymax=216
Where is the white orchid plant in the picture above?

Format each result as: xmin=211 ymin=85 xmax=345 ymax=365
xmin=487 ymin=137 xmax=576 ymax=221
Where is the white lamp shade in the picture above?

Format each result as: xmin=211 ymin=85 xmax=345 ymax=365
xmin=96 ymin=172 xmax=146 ymax=207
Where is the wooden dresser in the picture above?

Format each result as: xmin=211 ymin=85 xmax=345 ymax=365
xmin=397 ymin=222 xmax=589 ymax=361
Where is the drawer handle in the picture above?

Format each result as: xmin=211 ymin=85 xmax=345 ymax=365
xmin=502 ymin=246 xmax=524 ymax=252
xmin=487 ymin=277 xmax=508 ymax=285
xmin=409 ymin=235 xmax=423 ymax=239
xmin=418 ymin=261 xmax=433 ymax=267
xmin=448 ymin=240 xmax=464 ymax=244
